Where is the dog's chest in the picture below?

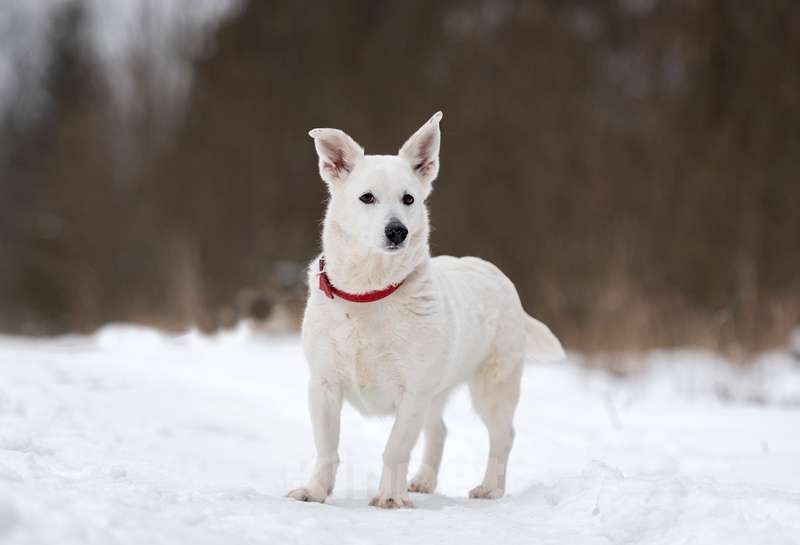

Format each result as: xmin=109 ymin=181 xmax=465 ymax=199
xmin=328 ymin=306 xmax=408 ymax=414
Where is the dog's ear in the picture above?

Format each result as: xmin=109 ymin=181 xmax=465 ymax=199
xmin=399 ymin=111 xmax=442 ymax=186
xmin=308 ymin=128 xmax=364 ymax=186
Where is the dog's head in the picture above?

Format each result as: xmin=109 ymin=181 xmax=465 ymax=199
xmin=309 ymin=112 xmax=442 ymax=256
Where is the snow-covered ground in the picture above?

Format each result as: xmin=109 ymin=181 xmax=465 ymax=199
xmin=1 ymin=326 xmax=799 ymax=545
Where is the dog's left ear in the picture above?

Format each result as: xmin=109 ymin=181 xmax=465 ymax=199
xmin=308 ymin=128 xmax=365 ymax=186
xmin=399 ymin=111 xmax=442 ymax=186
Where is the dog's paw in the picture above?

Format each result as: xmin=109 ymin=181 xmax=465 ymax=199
xmin=468 ymin=485 xmax=505 ymax=499
xmin=369 ymin=493 xmax=414 ymax=509
xmin=408 ymin=473 xmax=437 ymax=494
xmin=287 ymin=487 xmax=327 ymax=503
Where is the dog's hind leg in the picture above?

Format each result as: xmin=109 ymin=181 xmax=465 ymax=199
xmin=408 ymin=391 xmax=450 ymax=494
xmin=468 ymin=357 xmax=522 ymax=499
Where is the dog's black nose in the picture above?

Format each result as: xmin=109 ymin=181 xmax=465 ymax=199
xmin=384 ymin=221 xmax=408 ymax=245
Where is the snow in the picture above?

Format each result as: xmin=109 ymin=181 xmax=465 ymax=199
xmin=1 ymin=325 xmax=799 ymax=545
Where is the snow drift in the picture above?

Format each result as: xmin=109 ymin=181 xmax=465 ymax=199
xmin=1 ymin=325 xmax=799 ymax=544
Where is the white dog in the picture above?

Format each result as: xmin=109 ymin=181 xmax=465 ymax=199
xmin=288 ymin=112 xmax=564 ymax=508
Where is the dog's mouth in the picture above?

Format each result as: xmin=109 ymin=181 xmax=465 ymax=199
xmin=383 ymin=242 xmax=405 ymax=252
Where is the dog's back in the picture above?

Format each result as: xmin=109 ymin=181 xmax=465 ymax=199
xmin=428 ymin=255 xmax=548 ymax=387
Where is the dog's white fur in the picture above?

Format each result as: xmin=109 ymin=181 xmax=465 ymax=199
xmin=288 ymin=112 xmax=564 ymax=508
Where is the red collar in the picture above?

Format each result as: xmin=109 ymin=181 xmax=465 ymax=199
xmin=317 ymin=258 xmax=404 ymax=302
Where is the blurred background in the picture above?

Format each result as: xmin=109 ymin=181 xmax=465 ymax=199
xmin=1 ymin=0 xmax=798 ymax=355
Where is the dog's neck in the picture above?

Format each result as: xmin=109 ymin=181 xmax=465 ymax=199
xmin=321 ymin=219 xmax=429 ymax=295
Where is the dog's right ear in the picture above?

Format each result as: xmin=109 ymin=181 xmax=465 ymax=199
xmin=308 ymin=128 xmax=364 ymax=186
xmin=399 ymin=111 xmax=442 ymax=187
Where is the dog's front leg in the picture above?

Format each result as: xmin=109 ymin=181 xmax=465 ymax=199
xmin=288 ymin=375 xmax=342 ymax=503
xmin=370 ymin=394 xmax=429 ymax=508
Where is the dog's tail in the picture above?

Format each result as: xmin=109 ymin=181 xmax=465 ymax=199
xmin=525 ymin=314 xmax=565 ymax=363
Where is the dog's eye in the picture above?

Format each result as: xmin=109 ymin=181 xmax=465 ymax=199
xmin=402 ymin=194 xmax=415 ymax=206
xmin=359 ymin=192 xmax=375 ymax=204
